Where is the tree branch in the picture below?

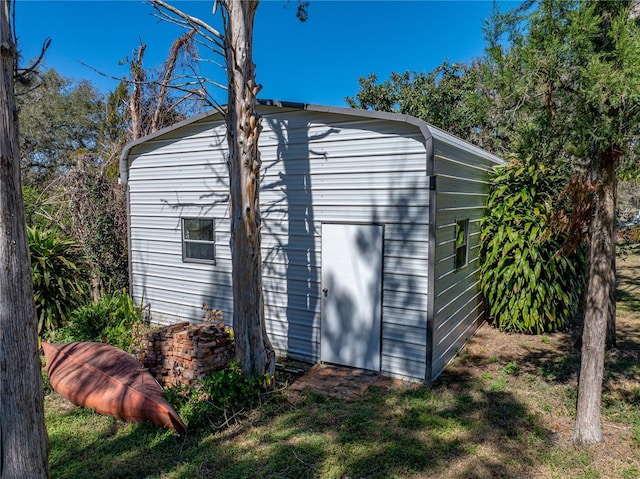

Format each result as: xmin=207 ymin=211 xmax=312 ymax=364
xmin=15 ymin=37 xmax=51 ymax=84
xmin=149 ymin=0 xmax=225 ymax=45
xmin=151 ymin=29 xmax=196 ymax=132
xmin=130 ymin=44 xmax=146 ymax=140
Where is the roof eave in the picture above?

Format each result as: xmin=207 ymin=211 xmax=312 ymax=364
xmin=119 ymin=99 xmax=502 ymax=184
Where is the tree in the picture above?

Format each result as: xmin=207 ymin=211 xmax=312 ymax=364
xmin=17 ymin=68 xmax=105 ymax=184
xmin=14 ymin=68 xmax=109 ymax=235
xmin=485 ymin=0 xmax=640 ymax=445
xmin=346 ymin=61 xmax=509 ymax=155
xmin=572 ymin=0 xmax=640 ymax=446
xmin=15 ymin=72 xmax=128 ymax=298
xmin=18 ymin=24 xmax=212 ymax=302
xmin=350 ymin=0 xmax=640 ymax=446
xmin=149 ymin=0 xmax=275 ymax=378
xmin=62 ymin=158 xmax=129 ymax=298
xmin=220 ymin=0 xmax=275 ymax=377
xmin=124 ymin=30 xmax=202 ymax=142
xmin=74 ymin=31 xmax=208 ymax=298
xmin=0 ymin=0 xmax=50 ymax=476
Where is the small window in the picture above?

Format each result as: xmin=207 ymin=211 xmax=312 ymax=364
xmin=455 ymin=219 xmax=469 ymax=270
xmin=182 ymin=218 xmax=215 ymax=263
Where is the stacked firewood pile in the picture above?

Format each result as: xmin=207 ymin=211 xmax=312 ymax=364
xmin=140 ymin=312 xmax=234 ymax=387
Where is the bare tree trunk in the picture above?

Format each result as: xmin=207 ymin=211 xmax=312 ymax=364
xmin=631 ymin=0 xmax=640 ymax=21
xmin=573 ymin=148 xmax=618 ymax=446
xmin=145 ymin=0 xmax=274 ymax=379
xmin=0 ymin=1 xmax=50 ymax=476
xmin=150 ymin=29 xmax=196 ymax=133
xmin=129 ymin=44 xmax=146 ymax=141
xmin=222 ymin=0 xmax=275 ymax=378
xmin=606 ymin=233 xmax=616 ymax=349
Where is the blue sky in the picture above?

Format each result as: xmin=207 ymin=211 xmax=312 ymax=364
xmin=16 ymin=0 xmax=514 ymax=107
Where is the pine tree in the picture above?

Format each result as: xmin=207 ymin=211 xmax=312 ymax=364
xmin=486 ymin=0 xmax=640 ymax=445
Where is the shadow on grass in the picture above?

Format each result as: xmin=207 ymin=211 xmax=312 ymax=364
xmin=48 ymin=373 xmax=549 ymax=479
xmin=47 ymin=254 xmax=640 ymax=478
xmin=53 ymin=323 xmax=640 ymax=479
xmin=48 ymin=408 xmax=195 ymax=479
xmin=161 ymin=373 xmax=552 ymax=479
xmin=616 ymin=288 xmax=640 ymax=311
xmin=48 ymin=341 xmax=639 ymax=477
xmin=456 ymin=259 xmax=640 ymax=390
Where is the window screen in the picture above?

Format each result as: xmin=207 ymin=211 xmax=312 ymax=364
xmin=182 ymin=218 xmax=215 ymax=263
xmin=455 ymin=219 xmax=469 ymax=270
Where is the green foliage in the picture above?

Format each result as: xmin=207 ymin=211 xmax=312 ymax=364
xmin=17 ymin=68 xmax=106 ymax=184
xmin=64 ymin=164 xmax=130 ymax=293
xmin=28 ymin=226 xmax=90 ymax=338
xmin=504 ymin=362 xmax=521 ymax=375
xmin=40 ymin=355 xmax=52 ymax=395
xmin=540 ymin=336 xmax=554 ymax=345
xmin=484 ymin=0 xmax=640 ymax=443
xmin=22 ymin=185 xmax=59 ymax=230
xmin=346 ymin=61 xmax=506 ymax=155
xmin=485 ymin=0 xmax=640 ymax=169
xmin=62 ymin=291 xmax=142 ymax=351
xmin=165 ymin=361 xmax=265 ymax=430
xmin=44 ymin=272 xmax=640 ymax=479
xmin=83 ymin=172 xmax=129 ymax=292
xmin=102 ymin=82 xmax=129 ymax=148
xmin=480 ymin=158 xmax=585 ymax=333
xmin=16 ymin=67 xmax=129 ymax=296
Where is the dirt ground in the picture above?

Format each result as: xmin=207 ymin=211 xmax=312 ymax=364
xmin=435 ymin=248 xmax=640 ymax=478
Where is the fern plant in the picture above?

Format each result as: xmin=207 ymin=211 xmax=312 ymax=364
xmin=28 ymin=226 xmax=90 ymax=338
xmin=480 ymin=158 xmax=585 ymax=333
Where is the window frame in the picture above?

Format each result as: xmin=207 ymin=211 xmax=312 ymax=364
xmin=454 ymin=218 xmax=469 ymax=271
xmin=181 ymin=217 xmax=216 ymax=264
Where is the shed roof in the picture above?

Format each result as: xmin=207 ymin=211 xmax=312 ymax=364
xmin=119 ymin=99 xmax=503 ymax=184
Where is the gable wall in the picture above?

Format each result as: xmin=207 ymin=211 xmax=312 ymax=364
xmin=126 ymin=107 xmax=431 ymax=381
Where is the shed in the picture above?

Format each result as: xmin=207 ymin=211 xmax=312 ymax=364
xmin=120 ymin=100 xmax=503 ymax=384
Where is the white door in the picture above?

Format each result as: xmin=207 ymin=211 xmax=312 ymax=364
xmin=320 ymin=223 xmax=383 ymax=371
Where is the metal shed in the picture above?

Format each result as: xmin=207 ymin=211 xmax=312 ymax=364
xmin=120 ymin=100 xmax=503 ymax=384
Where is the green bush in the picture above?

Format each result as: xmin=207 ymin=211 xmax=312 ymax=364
xmin=480 ymin=158 xmax=585 ymax=333
xmin=23 ymin=185 xmax=58 ymax=230
xmin=73 ymin=169 xmax=129 ymax=293
xmin=28 ymin=226 xmax=90 ymax=338
xmin=63 ymin=291 xmax=142 ymax=351
xmin=165 ymin=361 xmax=265 ymax=430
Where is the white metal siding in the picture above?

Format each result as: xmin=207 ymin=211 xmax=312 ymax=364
xmin=430 ymin=140 xmax=500 ymax=381
xmin=126 ymin=107 xmax=430 ymax=380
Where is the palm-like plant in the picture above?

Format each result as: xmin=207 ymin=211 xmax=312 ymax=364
xmin=28 ymin=226 xmax=90 ymax=337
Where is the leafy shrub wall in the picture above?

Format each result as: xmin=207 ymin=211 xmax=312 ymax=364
xmin=480 ymin=159 xmax=585 ymax=333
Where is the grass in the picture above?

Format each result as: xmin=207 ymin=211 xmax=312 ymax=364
xmin=44 ymin=247 xmax=640 ymax=478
